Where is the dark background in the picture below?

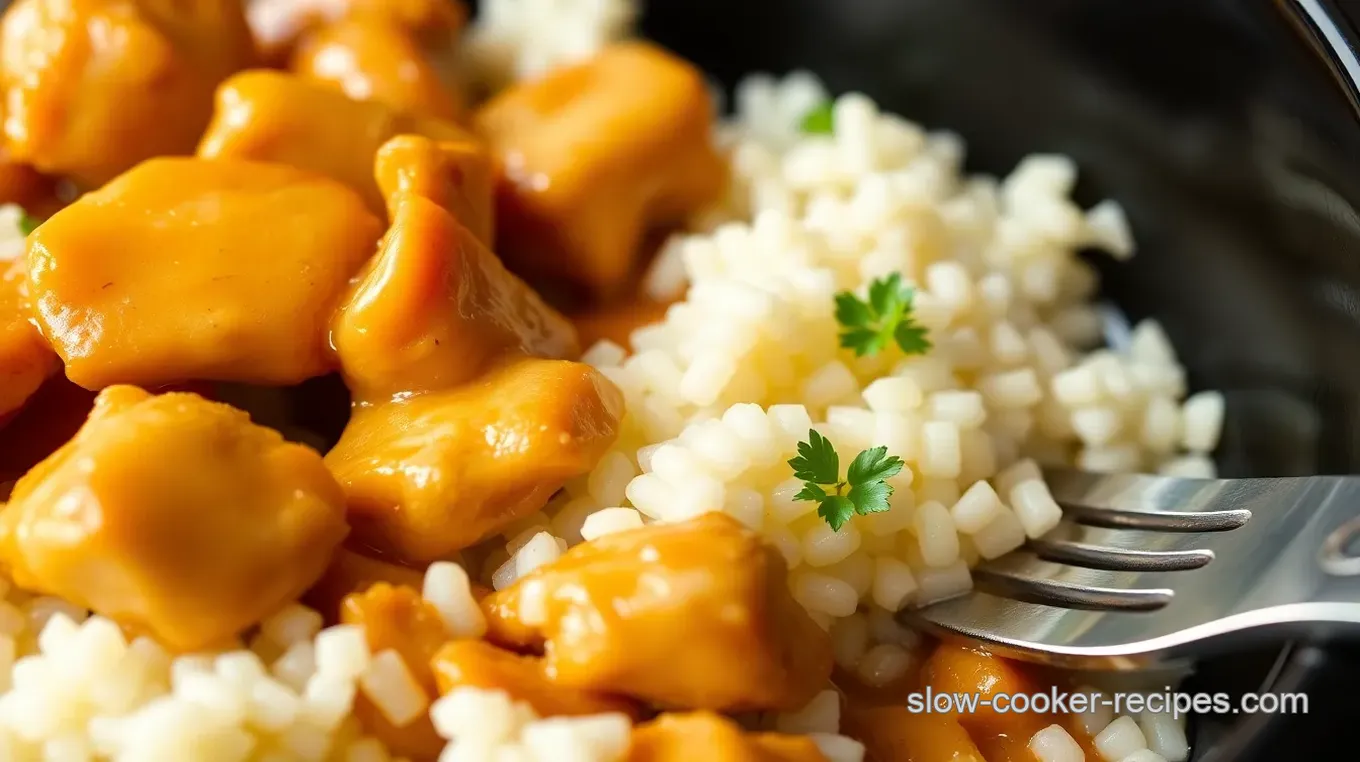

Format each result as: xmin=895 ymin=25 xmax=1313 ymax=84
xmin=629 ymin=0 xmax=1360 ymax=758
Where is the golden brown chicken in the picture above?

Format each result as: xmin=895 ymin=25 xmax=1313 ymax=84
xmin=198 ymin=69 xmax=472 ymax=214
xmin=306 ymin=547 xmax=433 ymax=619
xmin=432 ymin=639 xmax=641 ymax=720
xmin=0 ymin=385 xmax=349 ymax=651
xmin=341 ymin=583 xmax=450 ymax=759
xmin=0 ymin=258 xmax=57 ymax=420
xmin=0 ymin=0 xmax=255 ymax=187
xmin=628 ymin=713 xmax=829 ymax=762
xmin=922 ymin=643 xmax=1061 ymax=762
xmin=247 ymin=0 xmax=466 ymax=65
xmin=482 ymin=512 xmax=834 ymax=712
xmin=330 ymin=192 xmax=575 ymax=401
xmin=475 ymin=42 xmax=726 ymax=299
xmin=291 ymin=17 xmax=464 ymax=122
xmin=325 ymin=356 xmax=624 ymax=562
xmin=374 ymin=133 xmax=492 ymax=242
xmin=25 ymin=157 xmax=382 ymax=390
xmin=842 ymin=705 xmax=985 ymax=762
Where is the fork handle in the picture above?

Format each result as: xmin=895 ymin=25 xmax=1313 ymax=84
xmin=1217 ymin=476 xmax=1360 ymax=635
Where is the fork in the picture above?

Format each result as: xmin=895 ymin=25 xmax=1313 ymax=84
xmin=897 ymin=469 xmax=1360 ymax=670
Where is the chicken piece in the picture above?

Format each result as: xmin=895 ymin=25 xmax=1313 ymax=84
xmin=331 ymin=193 xmax=575 ymax=400
xmin=247 ymin=0 xmax=466 ymax=64
xmin=0 ymin=0 xmax=255 ymax=188
xmin=475 ymin=42 xmax=726 ymax=299
xmin=343 ymin=583 xmax=449 ymax=682
xmin=0 ymin=258 xmax=57 ymax=420
xmin=26 ymin=157 xmax=382 ymax=390
xmin=432 ymin=639 xmax=640 ymax=720
xmin=341 ymin=583 xmax=449 ymax=759
xmin=922 ymin=643 xmax=1056 ymax=762
xmin=374 ymin=133 xmax=492 ymax=243
xmin=0 ymin=385 xmax=349 ymax=650
xmin=482 ymin=512 xmax=832 ymax=712
xmin=198 ymin=69 xmax=472 ymax=213
xmin=842 ymin=705 xmax=984 ymax=762
xmin=628 ymin=713 xmax=827 ymax=762
xmin=306 ymin=547 xmax=429 ymax=619
xmin=325 ymin=356 xmax=623 ymax=562
xmin=291 ymin=18 xmax=463 ymax=122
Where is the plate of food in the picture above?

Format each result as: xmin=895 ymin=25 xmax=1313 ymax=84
xmin=0 ymin=0 xmax=1356 ymax=760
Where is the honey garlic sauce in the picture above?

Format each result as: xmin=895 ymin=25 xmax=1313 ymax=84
xmin=837 ymin=641 xmax=1105 ymax=762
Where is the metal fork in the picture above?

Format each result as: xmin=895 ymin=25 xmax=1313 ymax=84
xmin=898 ymin=469 xmax=1360 ymax=670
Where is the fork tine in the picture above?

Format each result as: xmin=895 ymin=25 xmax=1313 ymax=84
xmin=1042 ymin=467 xmax=1252 ymax=531
xmin=972 ymin=566 xmax=1174 ymax=611
xmin=1027 ymin=537 xmax=1214 ymax=572
xmin=1056 ymin=504 xmax=1251 ymax=532
xmin=898 ymin=593 xmax=1160 ymax=669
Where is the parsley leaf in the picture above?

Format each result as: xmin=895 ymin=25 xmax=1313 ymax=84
xmin=868 ymin=273 xmax=900 ymax=316
xmin=835 ymin=273 xmax=933 ymax=358
xmin=788 ymin=430 xmax=906 ymax=532
xmin=894 ymin=320 xmax=931 ymax=355
xmin=17 ymin=210 xmax=40 ymax=236
xmin=818 ymin=495 xmax=856 ymax=532
xmin=846 ymin=480 xmax=892 ymax=516
xmin=847 ymin=445 xmax=905 ymax=486
xmin=788 ymin=428 xmax=839 ymax=485
xmin=800 ymin=101 xmax=834 ymax=135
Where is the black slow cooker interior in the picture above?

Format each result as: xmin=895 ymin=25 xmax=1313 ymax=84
xmin=635 ymin=0 xmax=1360 ymax=758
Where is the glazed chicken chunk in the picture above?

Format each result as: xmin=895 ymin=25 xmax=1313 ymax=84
xmin=0 ymin=386 xmax=349 ymax=651
xmin=291 ymin=17 xmax=464 ymax=122
xmin=432 ymin=639 xmax=640 ymax=720
xmin=330 ymin=192 xmax=575 ymax=400
xmin=324 ymin=356 xmax=624 ymax=562
xmin=24 ymin=157 xmax=382 ymax=390
xmin=340 ymin=583 xmax=451 ymax=759
xmin=198 ymin=69 xmax=472 ymax=214
xmin=922 ymin=642 xmax=1064 ymax=761
xmin=628 ymin=712 xmax=829 ymax=762
xmin=0 ymin=258 xmax=57 ymax=421
xmin=475 ymin=42 xmax=727 ymax=298
xmin=842 ymin=706 xmax=985 ymax=762
xmin=374 ymin=133 xmax=493 ymax=243
xmin=0 ymin=0 xmax=255 ymax=187
xmin=247 ymin=0 xmax=466 ymax=65
xmin=482 ymin=512 xmax=834 ymax=712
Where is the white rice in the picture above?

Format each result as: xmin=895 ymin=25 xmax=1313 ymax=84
xmin=1029 ymin=724 xmax=1084 ymax=762
xmin=461 ymin=0 xmax=638 ymax=91
xmin=428 ymin=687 xmax=631 ymax=762
xmin=1094 ymin=716 xmax=1149 ymax=761
xmin=0 ymin=557 xmax=483 ymax=761
xmin=0 ymin=203 xmax=29 ymax=261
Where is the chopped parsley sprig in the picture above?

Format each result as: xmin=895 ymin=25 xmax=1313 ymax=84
xmin=835 ymin=272 xmax=931 ymax=358
xmin=789 ymin=429 xmax=905 ymax=531
xmin=800 ymin=101 xmax=834 ymax=135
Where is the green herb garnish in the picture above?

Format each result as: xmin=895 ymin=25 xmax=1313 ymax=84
xmin=17 ymin=210 xmax=40 ymax=236
xmin=835 ymin=272 xmax=932 ymax=358
xmin=800 ymin=101 xmax=835 ymax=135
xmin=789 ymin=429 xmax=905 ymax=531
